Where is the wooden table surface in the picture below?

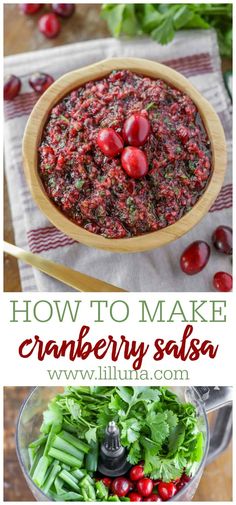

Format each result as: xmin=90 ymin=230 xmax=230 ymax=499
xmin=4 ymin=387 xmax=232 ymax=501
xmin=3 ymin=4 xmax=232 ymax=292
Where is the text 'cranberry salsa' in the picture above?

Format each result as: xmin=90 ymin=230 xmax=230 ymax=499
xmin=38 ymin=70 xmax=212 ymax=238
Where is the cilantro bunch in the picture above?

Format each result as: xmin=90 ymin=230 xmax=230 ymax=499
xmin=101 ymin=4 xmax=232 ymax=58
xmin=39 ymin=386 xmax=204 ymax=482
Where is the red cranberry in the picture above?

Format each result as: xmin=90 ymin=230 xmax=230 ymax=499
xmin=176 ymin=125 xmax=189 ymax=144
xmin=38 ymin=13 xmax=61 ymax=38
xmin=29 ymin=72 xmax=54 ymax=94
xmin=129 ymin=481 xmax=135 ymax=492
xmin=128 ymin=492 xmax=143 ymax=502
xmin=144 ymin=494 xmax=162 ymax=501
xmin=158 ymin=482 xmax=177 ymax=501
xmin=4 ymin=75 xmax=21 ymax=101
xmin=121 ymin=147 xmax=148 ymax=179
xmin=102 ymin=477 xmax=112 ymax=488
xmin=111 ymin=477 xmax=131 ymax=497
xmin=130 ymin=465 xmax=145 ymax=481
xmin=51 ymin=4 xmax=75 ymax=17
xmin=213 ymin=272 xmax=232 ymax=292
xmin=212 ymin=225 xmax=232 ymax=255
xmin=181 ymin=474 xmax=191 ymax=484
xmin=123 ymin=114 xmax=151 ymax=147
xmin=19 ymin=4 xmax=42 ymax=14
xmin=136 ymin=478 xmax=154 ymax=497
xmin=180 ymin=241 xmax=210 ymax=275
xmin=97 ymin=128 xmax=124 ymax=158
xmin=176 ymin=481 xmax=185 ymax=492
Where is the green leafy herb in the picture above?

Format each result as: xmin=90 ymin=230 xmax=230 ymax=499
xmin=101 ymin=4 xmax=232 ymax=58
xmin=28 ymin=387 xmax=205 ymax=499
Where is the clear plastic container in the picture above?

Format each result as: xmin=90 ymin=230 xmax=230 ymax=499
xmin=16 ymin=386 xmax=231 ymax=502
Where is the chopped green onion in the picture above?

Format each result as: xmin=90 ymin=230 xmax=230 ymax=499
xmin=29 ymin=435 xmax=48 ymax=449
xmin=42 ymin=462 xmax=61 ymax=494
xmin=52 ymin=435 xmax=84 ymax=461
xmin=60 ymin=430 xmax=90 ymax=453
xmin=48 ymin=447 xmax=83 ymax=468
xmin=49 ymin=491 xmax=84 ymax=501
xmin=59 ymin=469 xmax=81 ymax=492
xmin=54 ymin=476 xmax=65 ymax=495
xmin=32 ymin=455 xmax=51 ymax=487
xmin=28 ymin=447 xmax=35 ymax=468
xmin=71 ymin=468 xmax=87 ymax=480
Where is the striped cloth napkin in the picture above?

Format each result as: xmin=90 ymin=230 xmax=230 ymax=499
xmin=4 ymin=31 xmax=232 ymax=292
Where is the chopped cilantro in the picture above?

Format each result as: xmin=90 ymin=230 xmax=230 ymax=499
xmin=146 ymin=102 xmax=157 ymax=111
xmin=75 ymin=179 xmax=85 ymax=189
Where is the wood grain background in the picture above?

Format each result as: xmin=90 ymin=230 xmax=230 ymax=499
xmin=4 ymin=387 xmax=232 ymax=501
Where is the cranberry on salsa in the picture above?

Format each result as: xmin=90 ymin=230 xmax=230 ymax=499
xmin=38 ymin=70 xmax=212 ymax=239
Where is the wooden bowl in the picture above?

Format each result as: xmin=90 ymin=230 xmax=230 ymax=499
xmin=23 ymin=58 xmax=227 ymax=253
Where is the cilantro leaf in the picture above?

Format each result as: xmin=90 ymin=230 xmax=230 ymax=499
xmin=85 ymin=426 xmax=97 ymax=444
xmin=151 ymin=17 xmax=175 ymax=45
xmin=40 ymin=402 xmax=62 ymax=435
xmin=120 ymin=418 xmax=142 ymax=445
xmin=127 ymin=441 xmax=142 ymax=465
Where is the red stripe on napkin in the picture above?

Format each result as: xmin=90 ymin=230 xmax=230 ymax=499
xmin=27 ymin=226 xmax=76 ymax=253
xmin=209 ymin=184 xmax=232 ymax=212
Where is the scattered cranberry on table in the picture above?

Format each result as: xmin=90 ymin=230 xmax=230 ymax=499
xmin=111 ymin=477 xmax=131 ymax=497
xmin=180 ymin=240 xmax=210 ymax=275
xmin=158 ymin=482 xmax=177 ymax=501
xmin=212 ymin=225 xmax=232 ymax=255
xmin=19 ymin=3 xmax=42 ymax=14
xmin=128 ymin=492 xmax=143 ymax=501
xmin=4 ymin=75 xmax=21 ymax=101
xmin=136 ymin=478 xmax=154 ymax=497
xmin=97 ymin=128 xmax=124 ymax=158
xmin=29 ymin=72 xmax=54 ymax=93
xmin=213 ymin=271 xmax=232 ymax=292
xmin=123 ymin=113 xmax=151 ymax=147
xmin=130 ymin=465 xmax=145 ymax=481
xmin=38 ymin=13 xmax=61 ymax=38
xmin=51 ymin=3 xmax=75 ymax=17
xmin=121 ymin=146 xmax=149 ymax=179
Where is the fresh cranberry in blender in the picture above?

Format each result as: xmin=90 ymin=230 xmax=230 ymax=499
xmin=102 ymin=477 xmax=112 ymax=488
xmin=144 ymin=494 xmax=162 ymax=501
xmin=136 ymin=478 xmax=154 ymax=497
xmin=158 ymin=482 xmax=177 ymax=501
xmin=128 ymin=492 xmax=143 ymax=501
xmin=111 ymin=477 xmax=131 ymax=497
xmin=180 ymin=240 xmax=210 ymax=275
xmin=181 ymin=474 xmax=191 ymax=484
xmin=130 ymin=465 xmax=145 ymax=481
xmin=212 ymin=225 xmax=232 ymax=255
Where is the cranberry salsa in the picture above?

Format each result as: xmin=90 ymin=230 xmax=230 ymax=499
xmin=38 ymin=70 xmax=212 ymax=238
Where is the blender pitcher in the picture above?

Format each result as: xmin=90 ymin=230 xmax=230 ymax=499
xmin=16 ymin=386 xmax=233 ymax=502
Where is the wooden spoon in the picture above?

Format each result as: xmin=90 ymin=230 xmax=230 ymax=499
xmin=3 ymin=241 xmax=126 ymax=292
